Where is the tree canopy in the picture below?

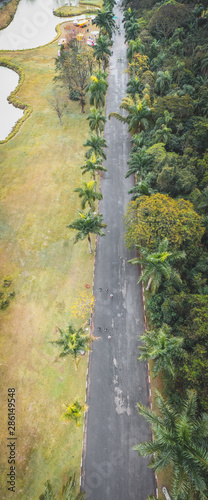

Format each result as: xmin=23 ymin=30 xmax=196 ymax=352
xmin=124 ymin=194 xmax=204 ymax=251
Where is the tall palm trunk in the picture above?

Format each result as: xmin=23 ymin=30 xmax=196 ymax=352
xmin=146 ymin=276 xmax=152 ymax=291
xmin=88 ymin=234 xmax=93 ymax=253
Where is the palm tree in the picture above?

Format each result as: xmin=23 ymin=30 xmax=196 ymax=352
xmin=148 ymin=39 xmax=160 ymax=60
xmin=125 ymin=19 xmax=140 ymax=42
xmin=109 ymin=95 xmax=151 ymax=135
xmin=80 ymin=156 xmax=107 ymax=180
xmin=84 ymin=134 xmax=107 ymax=160
xmin=133 ymin=390 xmax=208 ymax=499
xmin=156 ymin=110 xmax=174 ymax=127
xmin=74 ymin=180 xmax=103 ymax=210
xmin=39 ymin=476 xmax=85 ymax=500
xmin=62 ymin=399 xmax=88 ymax=426
xmin=87 ymin=107 xmax=106 ymax=135
xmin=60 ymin=474 xmax=85 ymax=499
xmin=93 ymin=8 xmax=115 ymax=39
xmin=131 ymin=131 xmax=145 ymax=151
xmin=128 ymin=180 xmax=155 ymax=201
xmin=50 ymin=323 xmax=93 ymax=368
xmin=125 ymin=147 xmax=152 ymax=178
xmin=67 ymin=209 xmax=106 ymax=253
xmin=127 ymin=39 xmax=145 ymax=63
xmin=126 ymin=77 xmax=142 ymax=98
xmin=128 ymin=238 xmax=185 ymax=294
xmin=86 ymin=73 xmax=108 ymax=108
xmin=93 ymin=34 xmax=112 ymax=70
xmin=39 ymin=481 xmax=55 ymax=500
xmin=138 ymin=323 xmax=184 ymax=377
xmin=198 ymin=187 xmax=208 ymax=212
xmin=154 ymin=124 xmax=172 ymax=144
xmin=155 ymin=70 xmax=172 ymax=96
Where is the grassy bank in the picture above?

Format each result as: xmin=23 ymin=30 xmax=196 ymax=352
xmin=0 ymin=37 xmax=95 ymax=499
xmin=54 ymin=3 xmax=101 ymax=18
xmin=0 ymin=0 xmax=21 ymax=31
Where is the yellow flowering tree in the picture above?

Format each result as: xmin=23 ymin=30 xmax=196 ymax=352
xmin=124 ymin=194 xmax=204 ymax=250
xmin=62 ymin=399 xmax=88 ymax=426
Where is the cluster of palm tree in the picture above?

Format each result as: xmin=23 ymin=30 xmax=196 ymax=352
xmin=67 ymin=68 xmax=110 ymax=253
xmin=122 ymin=7 xmax=140 ymax=42
xmin=66 ymin=0 xmax=116 ymax=253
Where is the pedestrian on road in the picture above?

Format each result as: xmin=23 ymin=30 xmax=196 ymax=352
xmin=110 ymin=293 xmax=113 ymax=298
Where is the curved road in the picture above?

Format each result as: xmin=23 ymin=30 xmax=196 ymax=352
xmin=82 ymin=5 xmax=156 ymax=499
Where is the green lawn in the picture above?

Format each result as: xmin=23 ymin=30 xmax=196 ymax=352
xmin=0 ymin=38 xmax=96 ymax=499
xmin=54 ymin=1 xmax=101 ymax=18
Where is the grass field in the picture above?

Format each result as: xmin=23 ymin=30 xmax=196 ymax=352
xmin=0 ymin=35 xmax=97 ymax=499
xmin=54 ymin=4 xmax=100 ymax=18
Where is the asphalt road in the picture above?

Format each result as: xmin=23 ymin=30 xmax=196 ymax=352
xmin=82 ymin=5 xmax=156 ymax=499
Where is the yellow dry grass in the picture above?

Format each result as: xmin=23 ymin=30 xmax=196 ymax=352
xmin=0 ymin=38 xmax=97 ymax=499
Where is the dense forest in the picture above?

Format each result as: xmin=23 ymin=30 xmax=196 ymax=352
xmin=113 ymin=0 xmax=208 ymax=497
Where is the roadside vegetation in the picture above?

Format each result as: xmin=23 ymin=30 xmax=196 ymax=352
xmin=114 ymin=0 xmax=208 ymax=497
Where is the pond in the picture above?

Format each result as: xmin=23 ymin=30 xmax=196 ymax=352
xmin=0 ymin=0 xmax=78 ymax=51
xmin=0 ymin=66 xmax=24 ymax=140
xmin=0 ymin=0 xmax=79 ymax=140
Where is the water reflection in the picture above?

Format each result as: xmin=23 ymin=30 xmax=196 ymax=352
xmin=0 ymin=66 xmax=24 ymax=141
xmin=0 ymin=0 xmax=77 ymax=51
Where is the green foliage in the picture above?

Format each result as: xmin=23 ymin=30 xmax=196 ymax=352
xmin=86 ymin=72 xmax=108 ymax=108
xmin=87 ymin=107 xmax=106 ymax=135
xmin=62 ymin=399 xmax=87 ymax=426
xmin=93 ymin=33 xmax=112 ymax=70
xmin=127 ymin=38 xmax=145 ymax=63
xmin=138 ymin=323 xmax=184 ymax=377
xmin=178 ymin=295 xmax=208 ymax=410
xmin=155 ymin=70 xmax=172 ymax=96
xmin=93 ymin=7 xmax=115 ymax=39
xmin=50 ymin=323 xmax=93 ymax=368
xmin=39 ymin=480 xmax=56 ymax=500
xmin=128 ymin=237 xmax=185 ymax=294
xmin=148 ymin=3 xmax=191 ymax=40
xmin=39 ymin=475 xmax=85 ymax=500
xmin=84 ymin=133 xmax=107 ymax=159
xmin=80 ymin=156 xmax=107 ymax=180
xmin=125 ymin=146 xmax=152 ymax=178
xmin=0 ymin=279 xmax=15 ymax=310
xmin=67 ymin=209 xmax=106 ymax=253
xmin=109 ymin=95 xmax=152 ymax=135
xmin=153 ymin=95 xmax=194 ymax=121
xmin=74 ymin=180 xmax=103 ymax=211
xmin=133 ymin=390 xmax=208 ymax=499
xmin=54 ymin=43 xmax=93 ymax=113
xmin=60 ymin=474 xmax=85 ymax=499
